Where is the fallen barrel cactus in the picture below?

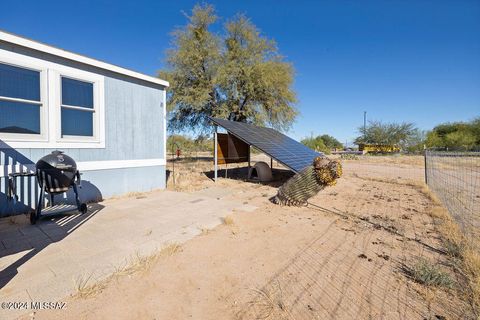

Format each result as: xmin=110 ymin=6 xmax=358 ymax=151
xmin=271 ymin=156 xmax=342 ymax=206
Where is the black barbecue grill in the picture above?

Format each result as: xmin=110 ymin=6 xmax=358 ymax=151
xmin=8 ymin=150 xmax=87 ymax=224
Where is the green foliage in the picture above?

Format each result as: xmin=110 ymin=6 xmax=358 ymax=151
xmin=444 ymin=131 xmax=477 ymax=149
xmin=426 ymin=117 xmax=480 ymax=150
xmin=301 ymin=134 xmax=343 ymax=154
xmin=318 ymin=134 xmax=343 ymax=150
xmin=160 ymin=4 xmax=298 ymax=133
xmin=301 ymin=136 xmax=328 ymax=154
xmin=425 ymin=131 xmax=443 ymax=148
xmin=471 ymin=117 xmax=480 ymax=139
xmin=402 ymin=258 xmax=454 ymax=288
xmin=167 ymin=134 xmax=213 ymax=157
xmin=354 ymin=121 xmax=421 ymax=151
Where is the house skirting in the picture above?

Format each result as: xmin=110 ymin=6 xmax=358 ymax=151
xmin=0 ymin=161 xmax=166 ymax=217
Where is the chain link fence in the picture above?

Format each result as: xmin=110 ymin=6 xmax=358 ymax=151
xmin=425 ymin=150 xmax=480 ymax=241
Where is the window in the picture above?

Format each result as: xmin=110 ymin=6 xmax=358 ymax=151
xmin=0 ymin=63 xmax=42 ymax=135
xmin=0 ymin=50 xmax=105 ymax=148
xmin=61 ymin=77 xmax=94 ymax=137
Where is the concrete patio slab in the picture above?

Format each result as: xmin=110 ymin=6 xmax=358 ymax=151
xmin=0 ymin=188 xmax=256 ymax=319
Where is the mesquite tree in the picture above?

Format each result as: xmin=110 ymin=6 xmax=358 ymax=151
xmin=354 ymin=120 xmax=421 ymax=150
xmin=159 ymin=4 xmax=298 ymax=133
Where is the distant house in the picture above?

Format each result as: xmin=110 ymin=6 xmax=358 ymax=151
xmin=358 ymin=143 xmax=400 ymax=154
xmin=0 ymin=30 xmax=169 ymax=216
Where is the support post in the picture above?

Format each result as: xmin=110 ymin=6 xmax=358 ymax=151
xmin=248 ymin=146 xmax=251 ymax=174
xmin=424 ymin=149 xmax=428 ymax=185
xmin=270 ymin=157 xmax=273 ymax=169
xmin=214 ymin=125 xmax=218 ymax=182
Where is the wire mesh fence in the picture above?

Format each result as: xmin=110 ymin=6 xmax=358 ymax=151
xmin=425 ymin=150 xmax=480 ymax=242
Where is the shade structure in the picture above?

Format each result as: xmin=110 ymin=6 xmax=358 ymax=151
xmin=209 ymin=117 xmax=322 ymax=173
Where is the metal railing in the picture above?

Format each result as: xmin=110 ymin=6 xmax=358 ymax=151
xmin=425 ymin=150 xmax=480 ymax=240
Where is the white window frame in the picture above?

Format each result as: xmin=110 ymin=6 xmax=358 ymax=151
xmin=0 ymin=49 xmax=105 ymax=148
xmin=52 ymin=68 xmax=105 ymax=146
xmin=0 ymin=55 xmax=48 ymax=143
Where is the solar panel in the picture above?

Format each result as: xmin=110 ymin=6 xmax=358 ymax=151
xmin=209 ymin=117 xmax=322 ymax=173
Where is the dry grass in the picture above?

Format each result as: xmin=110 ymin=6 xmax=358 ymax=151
xmin=416 ymin=286 xmax=438 ymax=311
xmin=247 ymin=281 xmax=293 ymax=320
xmin=166 ymin=160 xmax=215 ymax=192
xmin=417 ymin=185 xmax=442 ymax=205
xmin=429 ymin=207 xmax=464 ymax=258
xmin=352 ymin=175 xmax=480 ymax=313
xmin=222 ymin=215 xmax=235 ymax=226
xmin=113 ymin=251 xmax=161 ymax=277
xmin=160 ymin=243 xmax=182 ymax=256
xmin=73 ymin=273 xmax=108 ymax=299
xmin=463 ymin=248 xmax=480 ymax=314
xmin=358 ymin=176 xmax=480 ymax=315
xmin=73 ymin=243 xmax=181 ymax=299
xmin=422 ymin=193 xmax=480 ymax=316
xmin=221 ymin=215 xmax=239 ymax=236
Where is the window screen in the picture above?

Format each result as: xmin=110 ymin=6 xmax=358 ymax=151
xmin=61 ymin=77 xmax=94 ymax=137
xmin=0 ymin=63 xmax=41 ymax=134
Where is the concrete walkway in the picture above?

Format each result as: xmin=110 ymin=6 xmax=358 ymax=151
xmin=0 ymin=188 xmax=256 ymax=319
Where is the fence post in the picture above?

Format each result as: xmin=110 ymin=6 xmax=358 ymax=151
xmin=424 ymin=149 xmax=428 ymax=185
xmin=214 ymin=125 xmax=218 ymax=182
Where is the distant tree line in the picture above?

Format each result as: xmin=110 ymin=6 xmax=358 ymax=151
xmin=167 ymin=134 xmax=213 ymax=157
xmin=301 ymin=135 xmax=343 ymax=154
xmin=425 ymin=118 xmax=480 ymax=151
xmin=169 ymin=117 xmax=479 ymax=157
xmin=354 ymin=121 xmax=425 ymax=153
xmin=351 ymin=117 xmax=479 ymax=153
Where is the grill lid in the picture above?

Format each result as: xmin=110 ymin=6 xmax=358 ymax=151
xmin=36 ymin=150 xmax=77 ymax=172
xmin=35 ymin=150 xmax=77 ymax=171
xmin=35 ymin=151 xmax=78 ymax=193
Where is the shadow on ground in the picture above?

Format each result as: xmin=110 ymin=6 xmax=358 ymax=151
xmin=0 ymin=203 xmax=104 ymax=289
xmin=203 ymin=167 xmax=294 ymax=187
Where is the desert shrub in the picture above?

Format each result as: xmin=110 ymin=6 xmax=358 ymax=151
xmin=402 ymin=258 xmax=454 ymax=288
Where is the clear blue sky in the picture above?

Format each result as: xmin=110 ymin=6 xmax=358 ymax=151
xmin=2 ymin=0 xmax=479 ymax=144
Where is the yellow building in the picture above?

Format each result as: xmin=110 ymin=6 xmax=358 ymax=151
xmin=358 ymin=143 xmax=400 ymax=154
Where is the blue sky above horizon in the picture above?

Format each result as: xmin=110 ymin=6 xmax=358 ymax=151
xmin=1 ymin=0 xmax=479 ymax=144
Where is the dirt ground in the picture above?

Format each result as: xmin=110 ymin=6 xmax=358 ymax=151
xmin=26 ymin=155 xmax=474 ymax=320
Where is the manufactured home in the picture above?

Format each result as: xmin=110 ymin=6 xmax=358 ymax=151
xmin=0 ymin=30 xmax=168 ymax=216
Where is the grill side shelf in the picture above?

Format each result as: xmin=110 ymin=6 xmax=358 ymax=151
xmin=7 ymin=172 xmax=36 ymax=201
